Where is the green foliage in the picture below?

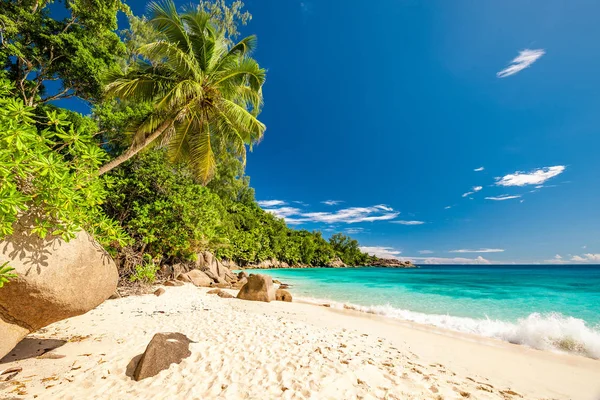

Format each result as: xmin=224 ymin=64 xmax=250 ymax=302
xmin=0 ymin=79 xmax=128 ymax=248
xmin=0 ymin=262 xmax=17 ymax=288
xmin=103 ymin=150 xmax=227 ymax=260
xmin=101 ymin=0 xmax=266 ymax=182
xmin=0 ymin=0 xmax=128 ymax=106
xmin=329 ymin=233 xmax=371 ymax=266
xmin=102 ymin=149 xmax=370 ymax=268
xmin=129 ymin=254 xmax=159 ymax=284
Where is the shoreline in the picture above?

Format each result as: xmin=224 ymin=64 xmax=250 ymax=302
xmin=1 ymin=284 xmax=599 ymax=399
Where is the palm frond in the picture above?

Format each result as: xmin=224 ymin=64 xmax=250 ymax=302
xmin=137 ymin=41 xmax=200 ymax=79
xmin=147 ymin=0 xmax=191 ymax=53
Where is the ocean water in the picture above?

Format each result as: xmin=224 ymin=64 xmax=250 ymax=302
xmin=258 ymin=265 xmax=600 ymax=359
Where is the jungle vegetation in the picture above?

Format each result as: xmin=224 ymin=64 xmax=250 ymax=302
xmin=0 ymin=0 xmax=374 ymax=284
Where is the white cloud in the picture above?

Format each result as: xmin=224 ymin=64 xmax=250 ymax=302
xmin=497 ymin=49 xmax=545 ymax=78
xmin=409 ymin=256 xmax=491 ymax=265
xmin=322 ymin=200 xmax=343 ymax=206
xmin=449 ymin=248 xmax=504 ymax=253
xmin=485 ymin=195 xmax=522 ymax=201
xmin=258 ymin=200 xmax=286 ymax=207
xmin=345 ymin=227 xmax=364 ymax=234
xmin=463 ymin=186 xmax=483 ymax=198
xmin=264 ymin=204 xmax=400 ymax=225
xmin=264 ymin=207 xmax=302 ymax=218
xmin=444 ymin=206 xmax=452 ymax=210
xmin=390 ymin=220 xmax=425 ymax=225
xmin=544 ymin=254 xmax=569 ymax=264
xmin=360 ymin=246 xmax=402 ymax=259
xmin=495 ymin=166 xmax=565 ymax=187
xmin=474 ymin=167 xmax=485 ymax=172
xmin=570 ymin=253 xmax=600 ymax=263
xmin=419 ymin=250 xmax=434 ymax=254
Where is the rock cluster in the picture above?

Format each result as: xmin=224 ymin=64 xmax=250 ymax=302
xmin=366 ymin=258 xmax=415 ymax=268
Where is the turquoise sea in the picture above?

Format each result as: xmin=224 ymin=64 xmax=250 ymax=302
xmin=258 ymin=265 xmax=600 ymax=358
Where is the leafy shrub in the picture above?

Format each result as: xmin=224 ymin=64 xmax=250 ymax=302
xmin=128 ymin=254 xmax=159 ymax=284
xmin=0 ymin=80 xmax=129 ymax=248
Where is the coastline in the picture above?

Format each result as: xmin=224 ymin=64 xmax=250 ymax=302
xmin=1 ymin=284 xmax=599 ymax=399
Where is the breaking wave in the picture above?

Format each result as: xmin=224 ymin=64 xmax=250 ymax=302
xmin=299 ymin=296 xmax=600 ymax=359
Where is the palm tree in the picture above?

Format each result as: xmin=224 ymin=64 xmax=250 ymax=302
xmin=98 ymin=0 xmax=266 ymax=183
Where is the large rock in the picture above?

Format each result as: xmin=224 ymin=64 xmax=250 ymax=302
xmin=0 ymin=227 xmax=118 ymax=360
xmin=328 ymin=257 xmax=346 ymax=268
xmin=276 ymin=289 xmax=293 ymax=302
xmin=179 ymin=270 xmax=212 ymax=287
xmin=133 ymin=332 xmax=192 ymax=381
xmin=195 ymin=251 xmax=236 ymax=284
xmin=236 ymin=274 xmax=276 ymax=302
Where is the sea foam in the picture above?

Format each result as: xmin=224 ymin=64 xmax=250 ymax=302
xmin=299 ymin=296 xmax=600 ymax=359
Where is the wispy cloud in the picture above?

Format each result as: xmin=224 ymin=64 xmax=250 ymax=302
xmin=444 ymin=206 xmax=452 ymax=210
xmin=409 ymin=256 xmax=491 ymax=265
xmin=474 ymin=167 xmax=485 ymax=172
xmin=485 ymin=195 xmax=522 ymax=201
xmin=345 ymin=227 xmax=364 ymax=234
xmin=360 ymin=246 xmax=401 ymax=259
xmin=462 ymin=186 xmax=483 ymax=198
xmin=390 ymin=220 xmax=425 ymax=225
xmin=419 ymin=250 xmax=434 ymax=254
xmin=263 ymin=204 xmax=399 ymax=225
xmin=496 ymin=166 xmax=565 ymax=187
xmin=449 ymin=248 xmax=504 ymax=253
xmin=258 ymin=200 xmax=286 ymax=207
xmin=322 ymin=200 xmax=343 ymax=206
xmin=497 ymin=49 xmax=545 ymax=78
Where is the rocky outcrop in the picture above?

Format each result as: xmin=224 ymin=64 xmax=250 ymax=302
xmin=0 ymin=228 xmax=118 ymax=360
xmin=232 ymin=277 xmax=247 ymax=289
xmin=275 ymin=289 xmax=292 ymax=302
xmin=237 ymin=274 xmax=276 ymax=302
xmin=133 ymin=332 xmax=192 ymax=381
xmin=177 ymin=270 xmax=212 ymax=287
xmin=328 ymin=257 xmax=346 ymax=268
xmin=366 ymin=258 xmax=415 ymax=268
xmin=196 ymin=251 xmax=237 ymax=284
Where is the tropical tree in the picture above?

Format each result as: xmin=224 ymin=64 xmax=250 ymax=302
xmin=99 ymin=0 xmax=266 ymax=183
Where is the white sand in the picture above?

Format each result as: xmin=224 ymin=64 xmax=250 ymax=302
xmin=1 ymin=284 xmax=599 ymax=399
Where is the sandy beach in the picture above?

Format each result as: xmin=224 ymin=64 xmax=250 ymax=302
xmin=1 ymin=284 xmax=599 ymax=400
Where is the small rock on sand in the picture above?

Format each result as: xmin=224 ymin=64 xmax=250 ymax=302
xmin=133 ymin=333 xmax=192 ymax=381
xmin=154 ymin=288 xmax=165 ymax=297
xmin=275 ymin=289 xmax=292 ymax=302
xmin=217 ymin=291 xmax=234 ymax=299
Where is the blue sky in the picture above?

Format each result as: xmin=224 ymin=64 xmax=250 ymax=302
xmin=237 ymin=0 xmax=600 ymax=264
xmin=63 ymin=1 xmax=600 ymax=264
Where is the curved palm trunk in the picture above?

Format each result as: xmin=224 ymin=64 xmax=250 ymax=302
xmin=98 ymin=119 xmax=173 ymax=176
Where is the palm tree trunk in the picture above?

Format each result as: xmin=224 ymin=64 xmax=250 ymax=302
xmin=98 ymin=119 xmax=173 ymax=176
